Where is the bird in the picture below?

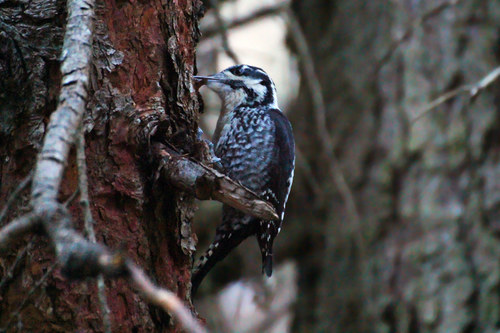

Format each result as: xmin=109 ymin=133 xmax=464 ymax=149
xmin=192 ymin=64 xmax=295 ymax=296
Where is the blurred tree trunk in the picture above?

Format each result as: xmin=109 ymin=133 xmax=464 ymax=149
xmin=288 ymin=1 xmax=500 ymax=332
xmin=0 ymin=0 xmax=203 ymax=332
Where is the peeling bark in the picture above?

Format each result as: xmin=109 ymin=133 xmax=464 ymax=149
xmin=0 ymin=0 xmax=205 ymax=332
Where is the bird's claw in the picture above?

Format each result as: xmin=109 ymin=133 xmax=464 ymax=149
xmin=198 ymin=128 xmax=224 ymax=171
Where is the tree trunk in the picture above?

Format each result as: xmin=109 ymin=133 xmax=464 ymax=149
xmin=288 ymin=0 xmax=500 ymax=332
xmin=0 ymin=0 xmax=203 ymax=332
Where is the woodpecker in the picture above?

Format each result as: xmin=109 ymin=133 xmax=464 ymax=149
xmin=192 ymin=65 xmax=295 ymax=296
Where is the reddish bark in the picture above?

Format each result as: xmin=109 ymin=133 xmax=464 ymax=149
xmin=0 ymin=0 xmax=204 ymax=331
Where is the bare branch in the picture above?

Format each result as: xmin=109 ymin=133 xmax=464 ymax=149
xmin=0 ymin=209 xmax=207 ymax=333
xmin=153 ymin=143 xmax=279 ymax=221
xmin=284 ymin=10 xmax=328 ymax=139
xmin=0 ymin=0 xmax=210 ymax=332
xmin=374 ymin=0 xmax=463 ymax=74
xmin=208 ymin=0 xmax=240 ymax=64
xmin=0 ymin=0 xmax=215 ymax=331
xmin=202 ymin=3 xmax=288 ymax=39
xmin=127 ymin=263 xmax=208 ymax=333
xmin=295 ymin=148 xmax=322 ymax=199
xmin=412 ymin=66 xmax=500 ymax=123
xmin=0 ymin=214 xmax=39 ymax=251
xmin=0 ymin=243 xmax=32 ymax=294
xmin=16 ymin=0 xmax=122 ymax=282
xmin=0 ymin=171 xmax=33 ymax=225
xmin=37 ymin=205 xmax=126 ymax=278
xmin=284 ymin=9 xmax=362 ymax=235
xmin=31 ymin=0 xmax=95 ymax=205
xmin=77 ymin=131 xmax=112 ymax=333
xmin=2 ymin=261 xmax=58 ymax=331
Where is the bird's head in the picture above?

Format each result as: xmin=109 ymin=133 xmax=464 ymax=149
xmin=194 ymin=65 xmax=278 ymax=109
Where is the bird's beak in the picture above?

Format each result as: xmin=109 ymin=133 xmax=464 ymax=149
xmin=193 ymin=75 xmax=221 ymax=85
xmin=193 ymin=74 xmax=228 ymax=91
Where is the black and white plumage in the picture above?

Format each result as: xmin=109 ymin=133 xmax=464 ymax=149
xmin=192 ymin=65 xmax=295 ymax=296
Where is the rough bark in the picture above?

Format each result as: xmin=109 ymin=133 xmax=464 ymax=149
xmin=288 ymin=0 xmax=500 ymax=332
xmin=0 ymin=0 xmax=204 ymax=332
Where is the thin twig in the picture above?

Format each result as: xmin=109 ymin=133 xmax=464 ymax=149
xmin=283 ymin=12 xmax=371 ymax=312
xmin=0 ymin=171 xmax=33 ymax=226
xmin=2 ymin=261 xmax=58 ymax=331
xmin=284 ymin=10 xmax=328 ymax=137
xmin=63 ymin=188 xmax=80 ymax=207
xmin=202 ymin=2 xmax=288 ymax=39
xmin=284 ymin=9 xmax=362 ymax=239
xmin=77 ymin=131 xmax=112 ymax=333
xmin=294 ymin=147 xmax=322 ymax=199
xmin=0 ymin=243 xmax=32 ymax=294
xmin=76 ymin=131 xmax=96 ymax=243
xmin=0 ymin=217 xmax=207 ymax=333
xmin=127 ymin=262 xmax=208 ymax=333
xmin=412 ymin=66 xmax=500 ymax=123
xmin=374 ymin=0 xmax=463 ymax=74
xmin=208 ymin=0 xmax=240 ymax=64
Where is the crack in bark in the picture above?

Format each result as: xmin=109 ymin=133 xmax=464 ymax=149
xmin=0 ymin=0 xmax=209 ymax=331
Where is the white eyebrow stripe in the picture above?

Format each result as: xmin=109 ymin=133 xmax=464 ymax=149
xmin=225 ymin=72 xmax=238 ymax=79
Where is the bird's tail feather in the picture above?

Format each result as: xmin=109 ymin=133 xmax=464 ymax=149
xmin=262 ymin=252 xmax=273 ymax=277
xmin=191 ymin=227 xmax=253 ymax=297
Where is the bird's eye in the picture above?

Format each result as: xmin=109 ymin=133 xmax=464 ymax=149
xmin=231 ymin=67 xmax=245 ymax=76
